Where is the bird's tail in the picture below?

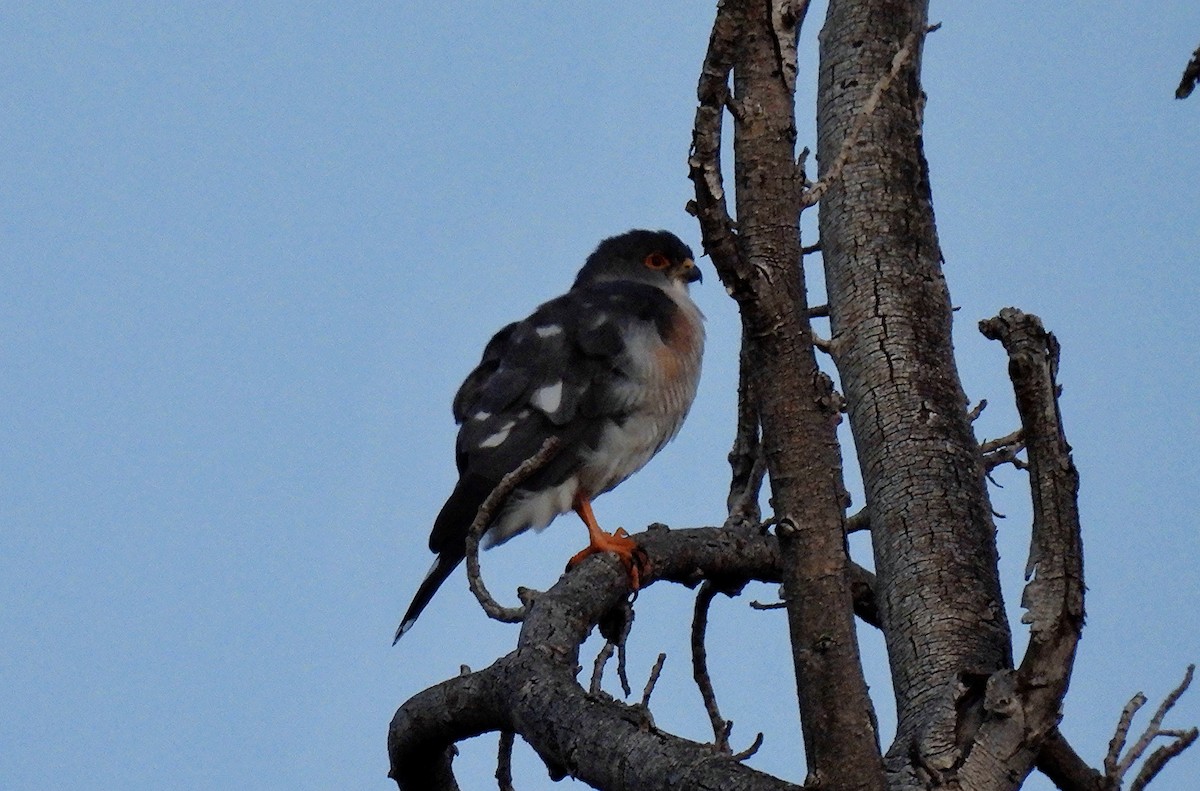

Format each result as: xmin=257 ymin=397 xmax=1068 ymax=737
xmin=393 ymin=551 xmax=463 ymax=643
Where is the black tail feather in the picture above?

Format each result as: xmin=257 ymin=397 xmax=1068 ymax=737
xmin=394 ymin=474 xmax=497 ymax=644
xmin=393 ymin=551 xmax=463 ymax=643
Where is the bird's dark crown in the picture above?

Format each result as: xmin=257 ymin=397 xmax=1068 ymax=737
xmin=573 ymin=230 xmax=697 ymax=289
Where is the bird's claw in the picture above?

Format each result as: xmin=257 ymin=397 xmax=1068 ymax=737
xmin=567 ymin=528 xmax=650 ymax=590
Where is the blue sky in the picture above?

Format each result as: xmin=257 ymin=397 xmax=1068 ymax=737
xmin=2 ymin=3 xmax=1197 ymax=789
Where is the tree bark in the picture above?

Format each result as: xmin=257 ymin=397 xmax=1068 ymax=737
xmin=692 ymin=1 xmax=887 ymax=788
xmin=389 ymin=526 xmax=820 ymax=790
xmin=815 ymin=0 xmax=1012 ymax=784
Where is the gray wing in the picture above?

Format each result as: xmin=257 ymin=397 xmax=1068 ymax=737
xmin=450 ymin=282 xmax=676 ymax=482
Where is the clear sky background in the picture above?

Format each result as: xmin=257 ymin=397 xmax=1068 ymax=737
xmin=3 ymin=3 xmax=1198 ymax=790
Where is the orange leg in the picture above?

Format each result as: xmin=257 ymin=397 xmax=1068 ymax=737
xmin=566 ymin=494 xmax=647 ymax=589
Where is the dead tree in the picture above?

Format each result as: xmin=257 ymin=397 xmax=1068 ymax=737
xmin=388 ymin=1 xmax=1196 ymax=789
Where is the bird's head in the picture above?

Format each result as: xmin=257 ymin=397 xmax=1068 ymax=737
xmin=572 ymin=229 xmax=701 ymax=293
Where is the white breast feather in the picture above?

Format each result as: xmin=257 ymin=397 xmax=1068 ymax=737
xmin=580 ymin=286 xmax=704 ymax=497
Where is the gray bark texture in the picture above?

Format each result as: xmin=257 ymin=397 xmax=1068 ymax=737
xmin=387 ymin=2 xmax=1195 ymax=789
xmin=815 ymin=0 xmax=1014 ymax=782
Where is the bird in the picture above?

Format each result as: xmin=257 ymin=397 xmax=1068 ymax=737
xmin=394 ymin=229 xmax=705 ymax=642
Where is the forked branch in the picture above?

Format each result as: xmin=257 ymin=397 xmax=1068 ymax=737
xmin=1107 ymin=665 xmax=1198 ymax=790
xmin=391 ymin=524 xmax=806 ymax=791
xmin=981 ymin=428 xmax=1027 ymax=472
xmin=1034 ymin=666 xmax=1198 ymax=791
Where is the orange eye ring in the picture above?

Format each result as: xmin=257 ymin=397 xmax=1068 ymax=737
xmin=644 ymin=252 xmax=670 ymax=270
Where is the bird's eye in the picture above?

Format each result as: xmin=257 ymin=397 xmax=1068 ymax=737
xmin=644 ymin=252 xmax=670 ymax=270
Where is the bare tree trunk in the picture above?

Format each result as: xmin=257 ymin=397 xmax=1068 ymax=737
xmin=722 ymin=1 xmax=886 ymax=788
xmin=815 ymin=1 xmax=1013 ymax=783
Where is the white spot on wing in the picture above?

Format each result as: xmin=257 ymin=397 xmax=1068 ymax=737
xmin=532 ymin=381 xmax=563 ymax=414
xmin=479 ymin=421 xmax=515 ymax=448
xmin=535 ymin=324 xmax=563 ymax=338
xmin=472 ymin=410 xmax=491 ymax=421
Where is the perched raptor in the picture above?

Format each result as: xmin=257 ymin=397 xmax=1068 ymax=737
xmin=394 ymin=229 xmax=704 ymax=642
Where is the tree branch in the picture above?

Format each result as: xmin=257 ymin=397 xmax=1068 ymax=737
xmin=693 ymin=581 xmax=733 ymax=751
xmin=1107 ymin=692 xmax=1150 ymax=778
xmin=1109 ymin=665 xmax=1198 ymax=790
xmin=981 ymin=428 xmax=1027 ymax=472
xmin=846 ymin=507 xmax=869 ymax=533
xmin=979 ymin=309 xmax=1084 ymax=677
xmin=968 ymin=398 xmax=989 ymax=422
xmin=1033 ymin=667 xmax=1199 ymax=791
xmin=640 ymin=652 xmax=668 ymax=709
xmin=958 ymin=309 xmax=1085 ymax=788
xmin=726 ymin=326 xmax=767 ymax=532
xmin=711 ymin=1 xmax=887 ymax=785
xmin=1035 ymin=728 xmax=1109 ymax=791
xmin=589 ymin=600 xmax=634 ymax=697
xmin=391 ymin=522 xmax=887 ymax=790
xmin=1176 ymin=42 xmax=1200 ymax=99
xmin=496 ymin=731 xmax=515 ymax=791
xmin=464 ymin=438 xmax=562 ymax=624
xmin=388 ymin=662 xmax=507 ymax=790
xmin=1131 ymin=728 xmax=1198 ymax=791
xmin=688 ymin=0 xmax=743 ymax=282
xmin=509 ymin=525 xmax=809 ymax=791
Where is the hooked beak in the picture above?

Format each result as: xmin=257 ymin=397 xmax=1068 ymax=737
xmin=681 ymin=258 xmax=702 ymax=284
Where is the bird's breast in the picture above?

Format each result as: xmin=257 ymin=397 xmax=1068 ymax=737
xmin=580 ymin=291 xmax=704 ymax=496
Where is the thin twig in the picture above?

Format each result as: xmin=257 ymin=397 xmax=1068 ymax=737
xmin=1105 ymin=693 xmax=1147 ymax=776
xmin=692 ymin=582 xmax=732 ymax=751
xmin=1114 ymin=665 xmax=1196 ymax=779
xmin=801 ymin=31 xmax=919 ymax=208
xmin=984 ymin=446 xmax=1028 ymax=473
xmin=591 ymin=600 xmax=636 ymax=696
xmin=496 ymin=731 xmax=515 ymax=791
xmin=1131 ymin=728 xmax=1199 ymax=791
xmin=749 ymin=599 xmax=787 ymax=610
xmin=617 ymin=640 xmax=632 ymax=698
xmin=465 ymin=438 xmax=562 ymax=623
xmin=967 ymin=398 xmax=988 ymax=421
xmin=641 ymin=653 xmax=668 ymax=708
xmin=979 ymin=429 xmax=1023 ymax=455
xmin=846 ymin=508 xmax=870 ymax=534
xmin=981 ymin=428 xmax=1027 ymax=472
xmin=590 ymin=642 xmax=616 ymax=696
xmin=732 ymin=732 xmax=765 ymax=762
